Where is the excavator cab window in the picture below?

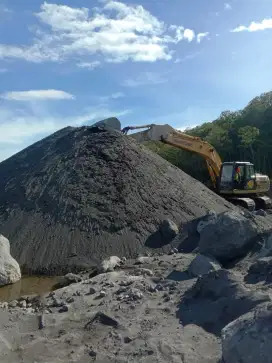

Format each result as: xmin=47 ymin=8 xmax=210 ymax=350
xmin=220 ymin=163 xmax=256 ymax=191
xmin=233 ymin=163 xmax=256 ymax=190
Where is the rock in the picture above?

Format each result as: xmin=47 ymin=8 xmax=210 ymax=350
xmin=88 ymin=287 xmax=96 ymax=295
xmin=258 ymin=234 xmax=272 ymax=258
xmin=222 ymin=302 xmax=272 ymax=363
xmin=127 ymin=288 xmax=143 ymax=301
xmin=89 ymin=350 xmax=97 ymax=357
xmin=124 ymin=336 xmax=132 ymax=343
xmin=197 ymin=210 xmax=217 ymax=233
xmin=188 ymin=254 xmax=221 ymax=277
xmin=18 ymin=300 xmax=27 ymax=309
xmin=66 ymin=297 xmax=75 ymax=303
xmin=98 ymin=290 xmax=106 ymax=298
xmin=198 ymin=210 xmax=259 ymax=263
xmin=0 ymin=235 xmax=21 ymax=286
xmin=8 ymin=300 xmax=18 ymax=308
xmin=134 ymin=268 xmax=154 ymax=276
xmin=255 ymin=209 xmax=267 ymax=217
xmin=85 ymin=312 xmax=120 ymax=329
xmin=135 ymin=256 xmax=152 ymax=265
xmin=160 ymin=219 xmax=179 ymax=240
xmin=246 ymin=257 xmax=272 ymax=283
xmin=0 ymin=302 xmax=8 ymax=309
xmin=38 ymin=314 xmax=45 ymax=329
xmin=59 ymin=305 xmax=69 ymax=313
xmin=178 ymin=269 xmax=270 ymax=335
xmin=99 ymin=256 xmax=121 ymax=273
xmin=51 ymin=298 xmax=64 ymax=308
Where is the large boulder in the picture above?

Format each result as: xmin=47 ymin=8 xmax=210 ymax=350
xmin=198 ymin=210 xmax=259 ymax=263
xmin=0 ymin=235 xmax=21 ymax=286
xmin=258 ymin=234 xmax=272 ymax=258
xmin=160 ymin=219 xmax=179 ymax=240
xmin=246 ymin=256 xmax=272 ymax=284
xmin=188 ymin=254 xmax=221 ymax=277
xmin=177 ymin=269 xmax=270 ymax=335
xmin=222 ymin=302 xmax=272 ymax=363
xmin=99 ymin=256 xmax=122 ymax=273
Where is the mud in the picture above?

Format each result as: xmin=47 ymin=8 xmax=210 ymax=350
xmin=0 ymin=275 xmax=60 ymax=302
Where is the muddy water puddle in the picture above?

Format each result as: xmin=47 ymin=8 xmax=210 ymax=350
xmin=0 ymin=276 xmax=60 ymax=302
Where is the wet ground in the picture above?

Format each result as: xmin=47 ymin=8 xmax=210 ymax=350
xmin=0 ymin=276 xmax=60 ymax=302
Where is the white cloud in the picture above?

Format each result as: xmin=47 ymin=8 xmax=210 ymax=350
xmin=0 ymin=5 xmax=12 ymax=14
xmin=111 ymin=92 xmax=124 ymax=99
xmin=183 ymin=29 xmax=195 ymax=42
xmin=1 ymin=89 xmax=75 ymax=101
xmin=197 ymin=32 xmax=209 ymax=43
xmin=77 ymin=61 xmax=101 ymax=69
xmin=99 ymin=92 xmax=125 ymax=101
xmin=0 ymin=104 xmax=130 ymax=160
xmin=0 ymin=1 xmax=203 ymax=64
xmin=224 ymin=3 xmax=232 ymax=10
xmin=177 ymin=124 xmax=200 ymax=131
xmin=123 ymin=72 xmax=166 ymax=87
xmin=232 ymin=18 xmax=272 ymax=33
xmin=0 ymin=68 xmax=8 ymax=73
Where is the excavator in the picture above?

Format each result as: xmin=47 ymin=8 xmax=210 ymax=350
xmin=121 ymin=123 xmax=272 ymax=211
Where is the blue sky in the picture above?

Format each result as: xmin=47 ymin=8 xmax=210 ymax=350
xmin=0 ymin=0 xmax=272 ymax=161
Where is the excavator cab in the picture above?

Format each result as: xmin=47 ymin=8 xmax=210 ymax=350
xmin=219 ymin=162 xmax=257 ymax=193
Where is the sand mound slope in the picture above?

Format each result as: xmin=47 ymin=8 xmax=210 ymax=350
xmin=0 ymin=124 xmax=232 ymax=274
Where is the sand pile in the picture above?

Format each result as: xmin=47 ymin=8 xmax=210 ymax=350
xmin=0 ymin=119 xmax=233 ymax=274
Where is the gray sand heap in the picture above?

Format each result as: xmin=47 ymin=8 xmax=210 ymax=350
xmin=0 ymin=119 xmax=233 ymax=274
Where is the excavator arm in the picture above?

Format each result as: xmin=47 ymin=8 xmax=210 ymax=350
xmin=122 ymin=124 xmax=222 ymax=189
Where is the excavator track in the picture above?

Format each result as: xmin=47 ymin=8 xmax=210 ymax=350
xmin=226 ymin=197 xmax=256 ymax=212
xmin=252 ymin=195 xmax=272 ymax=210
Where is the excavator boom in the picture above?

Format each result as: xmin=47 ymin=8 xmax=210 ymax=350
xmin=122 ymin=123 xmax=271 ymax=211
xmin=123 ymin=124 xmax=222 ymax=189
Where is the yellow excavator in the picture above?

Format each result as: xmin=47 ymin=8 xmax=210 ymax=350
xmin=121 ymin=123 xmax=272 ymax=211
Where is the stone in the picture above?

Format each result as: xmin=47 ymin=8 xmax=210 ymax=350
xmin=8 ymin=300 xmax=18 ymax=308
xmin=247 ymin=257 xmax=272 ymax=283
xmin=99 ymin=256 xmax=122 ymax=273
xmin=51 ymin=298 xmax=64 ymax=308
xmin=134 ymin=268 xmax=154 ymax=277
xmin=59 ymin=305 xmax=69 ymax=313
xmin=99 ymin=290 xmax=106 ymax=298
xmin=0 ymin=235 xmax=21 ymax=287
xmin=66 ymin=297 xmax=75 ymax=303
xmin=178 ymin=270 xmax=270 ymax=335
xmin=18 ymin=300 xmax=27 ymax=309
xmin=88 ymin=287 xmax=96 ymax=295
xmin=188 ymin=254 xmax=221 ymax=277
xmin=160 ymin=219 xmax=179 ymax=240
xmin=222 ymin=302 xmax=272 ymax=363
xmin=89 ymin=350 xmax=97 ymax=357
xmin=198 ymin=210 xmax=259 ymax=262
xmin=135 ymin=256 xmax=152 ymax=265
xmin=255 ymin=209 xmax=267 ymax=216
xmin=258 ymin=234 xmax=272 ymax=258
xmin=197 ymin=210 xmax=217 ymax=233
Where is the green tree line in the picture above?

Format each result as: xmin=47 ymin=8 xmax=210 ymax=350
xmin=145 ymin=91 xmax=272 ymax=183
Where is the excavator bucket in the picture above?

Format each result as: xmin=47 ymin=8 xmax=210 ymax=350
xmin=130 ymin=124 xmax=175 ymax=143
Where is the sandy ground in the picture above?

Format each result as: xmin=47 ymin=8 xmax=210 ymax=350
xmin=0 ymin=250 xmax=271 ymax=363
